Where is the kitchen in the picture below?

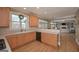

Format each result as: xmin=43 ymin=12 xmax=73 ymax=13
xmin=0 ymin=7 xmax=79 ymax=52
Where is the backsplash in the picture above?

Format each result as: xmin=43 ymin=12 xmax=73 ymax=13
xmin=0 ymin=28 xmax=12 ymax=35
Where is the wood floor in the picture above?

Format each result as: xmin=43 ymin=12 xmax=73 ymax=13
xmin=58 ymin=33 xmax=79 ymax=52
xmin=13 ymin=33 xmax=79 ymax=52
xmin=13 ymin=41 xmax=57 ymax=52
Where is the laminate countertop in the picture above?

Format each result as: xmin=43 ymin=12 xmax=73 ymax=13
xmin=5 ymin=29 xmax=60 ymax=36
xmin=36 ymin=29 xmax=60 ymax=34
xmin=1 ymin=29 xmax=60 ymax=52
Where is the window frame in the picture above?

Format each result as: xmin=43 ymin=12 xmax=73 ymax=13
xmin=10 ymin=11 xmax=29 ymax=32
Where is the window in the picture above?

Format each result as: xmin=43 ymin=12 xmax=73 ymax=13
xmin=50 ymin=23 xmax=58 ymax=29
xmin=50 ymin=24 xmax=56 ymax=29
xmin=21 ymin=17 xmax=29 ymax=31
xmin=39 ymin=19 xmax=48 ymax=29
xmin=11 ymin=14 xmax=29 ymax=32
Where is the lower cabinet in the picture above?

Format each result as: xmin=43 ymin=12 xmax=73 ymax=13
xmin=6 ymin=32 xmax=36 ymax=51
xmin=41 ymin=32 xmax=58 ymax=47
xmin=6 ymin=31 xmax=58 ymax=51
xmin=6 ymin=35 xmax=18 ymax=50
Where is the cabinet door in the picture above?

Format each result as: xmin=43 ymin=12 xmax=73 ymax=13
xmin=41 ymin=33 xmax=58 ymax=47
xmin=0 ymin=8 xmax=10 ymax=27
xmin=6 ymin=35 xmax=18 ymax=50
xmin=6 ymin=32 xmax=36 ymax=51
xmin=16 ymin=34 xmax=25 ymax=47
xmin=24 ymin=32 xmax=36 ymax=42
xmin=29 ymin=16 xmax=38 ymax=27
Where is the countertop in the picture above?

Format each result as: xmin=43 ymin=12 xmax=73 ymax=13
xmin=5 ymin=29 xmax=60 ymax=36
xmin=0 ymin=29 xmax=60 ymax=52
xmin=36 ymin=29 xmax=60 ymax=34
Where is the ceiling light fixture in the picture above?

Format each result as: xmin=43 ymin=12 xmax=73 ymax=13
xmin=23 ymin=8 xmax=27 ymax=10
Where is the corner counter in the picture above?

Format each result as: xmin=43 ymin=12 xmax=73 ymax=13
xmin=4 ymin=29 xmax=61 ymax=51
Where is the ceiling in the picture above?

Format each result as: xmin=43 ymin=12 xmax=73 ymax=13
xmin=11 ymin=7 xmax=79 ymax=20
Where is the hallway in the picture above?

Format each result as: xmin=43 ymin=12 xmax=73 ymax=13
xmin=59 ymin=33 xmax=79 ymax=52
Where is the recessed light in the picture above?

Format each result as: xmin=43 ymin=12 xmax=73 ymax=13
xmin=23 ymin=8 xmax=27 ymax=10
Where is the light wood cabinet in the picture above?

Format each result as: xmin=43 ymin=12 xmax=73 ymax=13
xmin=6 ymin=35 xmax=18 ymax=50
xmin=6 ymin=32 xmax=36 ymax=51
xmin=16 ymin=32 xmax=36 ymax=48
xmin=29 ymin=15 xmax=38 ymax=27
xmin=41 ymin=33 xmax=58 ymax=47
xmin=0 ymin=7 xmax=10 ymax=27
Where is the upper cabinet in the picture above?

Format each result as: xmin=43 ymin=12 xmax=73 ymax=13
xmin=0 ymin=7 xmax=10 ymax=27
xmin=29 ymin=15 xmax=38 ymax=28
